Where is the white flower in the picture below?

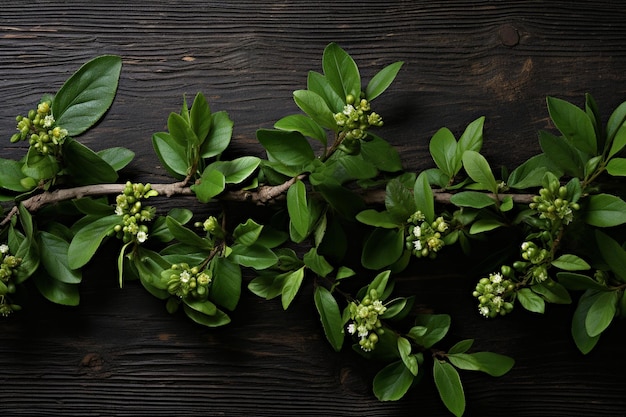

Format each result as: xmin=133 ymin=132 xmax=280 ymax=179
xmin=479 ymin=306 xmax=490 ymax=317
xmin=115 ymin=206 xmax=124 ymax=215
xmin=490 ymin=273 xmax=503 ymax=284
xmin=413 ymin=240 xmax=422 ymax=251
xmin=357 ymin=324 xmax=368 ymax=338
xmin=0 ymin=244 xmax=9 ymax=254
xmin=413 ymin=225 xmax=421 ymax=238
xmin=43 ymin=115 xmax=55 ymax=128
xmin=347 ymin=323 xmax=356 ymax=335
xmin=136 ymin=231 xmax=148 ymax=243
xmin=179 ymin=270 xmax=191 ymax=283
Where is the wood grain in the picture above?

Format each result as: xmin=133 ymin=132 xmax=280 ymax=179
xmin=2 ymin=1 xmax=626 ymax=416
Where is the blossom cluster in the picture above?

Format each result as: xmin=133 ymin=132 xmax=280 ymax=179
xmin=113 ymin=182 xmax=158 ymax=244
xmin=333 ymin=94 xmax=383 ymax=154
xmin=529 ymin=180 xmax=580 ymax=225
xmin=0 ymin=244 xmax=22 ymax=317
xmin=162 ymin=262 xmax=212 ymax=301
xmin=346 ymin=289 xmax=387 ymax=352
xmin=405 ymin=211 xmax=449 ymax=259
xmin=473 ymin=269 xmax=515 ymax=318
xmin=11 ymin=100 xmax=68 ymax=156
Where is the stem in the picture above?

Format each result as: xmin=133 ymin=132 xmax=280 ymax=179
xmin=0 ymin=178 xmax=537 ymax=226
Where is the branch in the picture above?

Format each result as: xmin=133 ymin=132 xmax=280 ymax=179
xmin=1 ymin=177 xmax=536 ymax=226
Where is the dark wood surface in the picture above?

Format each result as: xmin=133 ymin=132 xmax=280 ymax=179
xmin=2 ymin=1 xmax=626 ymax=416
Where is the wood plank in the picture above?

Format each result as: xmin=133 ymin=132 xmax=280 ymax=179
xmin=1 ymin=1 xmax=626 ymax=415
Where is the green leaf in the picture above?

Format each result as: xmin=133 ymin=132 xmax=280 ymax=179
xmin=507 ymin=154 xmax=562 ymax=189
xmin=165 ymin=216 xmax=213 ymax=250
xmin=606 ymin=101 xmax=626 ymax=146
xmin=448 ymin=339 xmax=474 ymax=354
xmin=307 ymin=70 xmax=344 ymax=113
xmin=534 ymin=280 xmax=572 ymax=304
xmin=539 ymin=130 xmax=584 ymax=178
xmin=189 ymin=92 xmax=211 ymax=144
xmin=168 ymin=111 xmax=198 ymax=147
xmin=517 ymin=287 xmax=545 ymax=313
xmin=585 ymin=194 xmax=626 ymax=227
xmin=606 ymin=158 xmax=626 ymax=176
xmin=469 ymin=219 xmax=504 ymax=235
xmin=293 ymin=90 xmax=337 ymax=130
xmin=356 ymin=209 xmax=401 ymax=229
xmin=360 ymin=134 xmax=403 ymax=172
xmin=462 ymin=150 xmax=498 ymax=193
xmin=0 ymin=158 xmax=31 ymax=192
xmin=367 ymin=270 xmax=391 ymax=299
xmin=572 ymin=290 xmax=602 ymax=354
xmin=68 ymin=215 xmax=120 ymax=269
xmin=450 ymin=191 xmax=496 ymax=209
xmin=22 ymin=147 xmax=59 ymax=181
xmin=608 ymin=123 xmax=626 ymax=159
xmin=547 ymin=96 xmax=597 ymax=155
xmin=447 ymin=352 xmax=514 ymax=377
xmin=209 ymin=156 xmax=260 ymax=184
xmin=190 ymin=169 xmax=226 ymax=203
xmin=38 ymin=231 xmax=81 ymax=284
xmin=585 ymin=290 xmax=618 ymax=337
xmin=281 ymin=266 xmax=305 ymax=309
xmin=455 ymin=116 xmax=485 ymax=172
xmin=397 ymin=337 xmax=418 ymax=376
xmin=257 ymin=129 xmax=316 ymax=168
xmin=183 ymin=303 xmax=231 ymax=328
xmin=413 ymin=172 xmax=434 ymax=223
xmin=210 ymin=256 xmax=242 ymax=311
xmin=183 ymin=297 xmax=217 ymax=316
xmin=557 ymin=272 xmax=608 ymax=291
xmin=229 ymin=243 xmax=278 ymax=270
xmin=361 ymin=228 xmax=404 ymax=270
xmin=10 ymin=228 xmax=39 ymax=284
xmin=62 ymin=138 xmax=119 ymax=185
xmin=429 ymin=127 xmax=457 ymax=178
xmin=314 ymin=286 xmax=344 ymax=352
xmin=595 ymin=230 xmax=626 ymax=282
xmin=97 ymin=147 xmax=134 ymax=172
xmin=274 ymin=114 xmax=327 ymax=145
xmin=152 ymin=132 xmax=188 ymax=178
xmin=551 ymin=254 xmax=591 ymax=271
xmin=200 ymin=111 xmax=233 ymax=158
xmin=287 ymin=179 xmax=309 ymax=238
xmin=385 ymin=177 xmax=416 ymax=223
xmin=373 ymin=360 xmax=416 ymax=401
xmin=433 ymin=360 xmax=465 ymax=417
xmin=53 ymin=55 xmax=122 ymax=136
xmin=33 ymin=272 xmax=80 ymax=306
xmin=366 ymin=61 xmax=403 ymax=101
xmin=322 ymin=42 xmax=360 ymax=101
xmin=233 ymin=219 xmax=264 ymax=246
xmin=411 ymin=314 xmax=451 ymax=349
xmin=303 ymin=248 xmax=333 ymax=278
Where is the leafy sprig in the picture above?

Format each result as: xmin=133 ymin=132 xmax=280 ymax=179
xmin=2 ymin=43 xmax=626 ymax=416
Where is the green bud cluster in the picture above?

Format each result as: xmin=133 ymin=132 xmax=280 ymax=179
xmin=11 ymin=100 xmax=68 ymax=156
xmin=162 ymin=263 xmax=212 ymax=300
xmin=529 ymin=182 xmax=580 ymax=225
xmin=405 ymin=211 xmax=449 ymax=259
xmin=347 ymin=288 xmax=387 ymax=352
xmin=0 ymin=244 xmax=22 ymax=317
xmin=517 ymin=240 xmax=550 ymax=283
xmin=334 ymin=94 xmax=383 ymax=155
xmin=473 ymin=267 xmax=515 ymax=318
xmin=113 ymin=182 xmax=158 ymax=244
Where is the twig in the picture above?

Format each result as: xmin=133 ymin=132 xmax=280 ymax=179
xmin=1 ymin=177 xmax=536 ymax=226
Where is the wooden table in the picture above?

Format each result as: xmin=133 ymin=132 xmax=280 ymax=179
xmin=1 ymin=1 xmax=626 ymax=415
